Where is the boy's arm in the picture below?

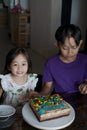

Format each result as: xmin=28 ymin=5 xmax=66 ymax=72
xmin=83 ymin=79 xmax=87 ymax=84
xmin=40 ymin=82 xmax=53 ymax=96
xmin=29 ymin=82 xmax=53 ymax=99
xmin=79 ymin=79 xmax=87 ymax=94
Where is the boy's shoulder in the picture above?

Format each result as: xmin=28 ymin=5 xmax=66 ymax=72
xmin=46 ymin=54 xmax=59 ymax=63
xmin=78 ymin=53 xmax=87 ymax=64
xmin=78 ymin=53 xmax=87 ymax=59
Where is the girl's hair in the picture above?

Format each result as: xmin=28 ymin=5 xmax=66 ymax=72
xmin=55 ymin=24 xmax=82 ymax=46
xmin=4 ymin=47 xmax=32 ymax=74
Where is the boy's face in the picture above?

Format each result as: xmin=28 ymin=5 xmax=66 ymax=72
xmin=58 ymin=37 xmax=82 ymax=63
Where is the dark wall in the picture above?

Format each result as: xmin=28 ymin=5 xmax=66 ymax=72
xmin=61 ymin=0 xmax=72 ymax=25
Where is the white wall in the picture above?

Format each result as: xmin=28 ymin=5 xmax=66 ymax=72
xmin=4 ymin=0 xmax=30 ymax=9
xmin=20 ymin=0 xmax=30 ymax=9
xmin=71 ymin=0 xmax=87 ymax=50
xmin=50 ymin=0 xmax=62 ymax=56
xmin=30 ymin=0 xmax=62 ymax=58
xmin=3 ymin=0 xmax=10 ymax=7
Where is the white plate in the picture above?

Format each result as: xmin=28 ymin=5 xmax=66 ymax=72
xmin=22 ymin=102 xmax=75 ymax=130
xmin=0 ymin=105 xmax=16 ymax=118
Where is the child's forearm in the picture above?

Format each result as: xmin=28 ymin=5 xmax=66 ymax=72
xmin=0 ymin=87 xmax=3 ymax=98
xmin=79 ymin=80 xmax=87 ymax=94
xmin=40 ymin=86 xmax=52 ymax=96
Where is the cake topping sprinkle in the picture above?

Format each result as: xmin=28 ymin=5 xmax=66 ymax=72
xmin=30 ymin=94 xmax=68 ymax=115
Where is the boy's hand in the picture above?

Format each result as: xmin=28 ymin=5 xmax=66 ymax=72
xmin=29 ymin=90 xmax=40 ymax=99
xmin=79 ymin=83 xmax=87 ymax=94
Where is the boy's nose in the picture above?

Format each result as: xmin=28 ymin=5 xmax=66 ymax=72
xmin=68 ymin=48 xmax=73 ymax=55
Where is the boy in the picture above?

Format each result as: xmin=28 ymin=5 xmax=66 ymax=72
xmin=29 ymin=24 xmax=87 ymax=98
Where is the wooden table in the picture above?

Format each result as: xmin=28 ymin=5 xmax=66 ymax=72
xmin=0 ymin=92 xmax=87 ymax=130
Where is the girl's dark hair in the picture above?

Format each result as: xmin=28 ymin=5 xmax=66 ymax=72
xmin=4 ymin=47 xmax=32 ymax=74
xmin=55 ymin=24 xmax=82 ymax=46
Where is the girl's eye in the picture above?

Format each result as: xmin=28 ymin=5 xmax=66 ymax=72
xmin=22 ymin=63 xmax=26 ymax=66
xmin=13 ymin=64 xmax=17 ymax=66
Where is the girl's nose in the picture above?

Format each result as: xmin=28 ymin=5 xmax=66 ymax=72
xmin=18 ymin=65 xmax=22 ymax=70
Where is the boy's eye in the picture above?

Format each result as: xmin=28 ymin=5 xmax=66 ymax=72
xmin=62 ymin=46 xmax=77 ymax=50
xmin=62 ymin=46 xmax=68 ymax=50
xmin=72 ymin=46 xmax=77 ymax=49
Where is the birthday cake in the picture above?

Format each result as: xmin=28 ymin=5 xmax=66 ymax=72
xmin=29 ymin=94 xmax=71 ymax=121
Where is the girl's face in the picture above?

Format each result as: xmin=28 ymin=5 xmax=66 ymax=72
xmin=58 ymin=37 xmax=82 ymax=63
xmin=10 ymin=54 xmax=28 ymax=77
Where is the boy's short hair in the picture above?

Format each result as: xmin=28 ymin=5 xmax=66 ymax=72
xmin=55 ymin=24 xmax=82 ymax=46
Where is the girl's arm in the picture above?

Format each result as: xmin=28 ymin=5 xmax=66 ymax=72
xmin=0 ymin=86 xmax=3 ymax=98
xmin=0 ymin=76 xmax=4 ymax=98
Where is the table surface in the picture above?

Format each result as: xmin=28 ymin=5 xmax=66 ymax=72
xmin=0 ymin=92 xmax=87 ymax=130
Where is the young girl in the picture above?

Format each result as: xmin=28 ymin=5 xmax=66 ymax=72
xmin=0 ymin=48 xmax=38 ymax=107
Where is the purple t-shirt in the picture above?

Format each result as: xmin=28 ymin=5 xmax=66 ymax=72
xmin=43 ymin=53 xmax=87 ymax=94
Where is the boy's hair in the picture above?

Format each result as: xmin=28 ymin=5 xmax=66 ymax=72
xmin=55 ymin=24 xmax=82 ymax=46
xmin=4 ymin=47 xmax=32 ymax=74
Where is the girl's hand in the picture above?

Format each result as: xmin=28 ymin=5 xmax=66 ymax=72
xmin=79 ymin=83 xmax=87 ymax=94
xmin=29 ymin=90 xmax=40 ymax=99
